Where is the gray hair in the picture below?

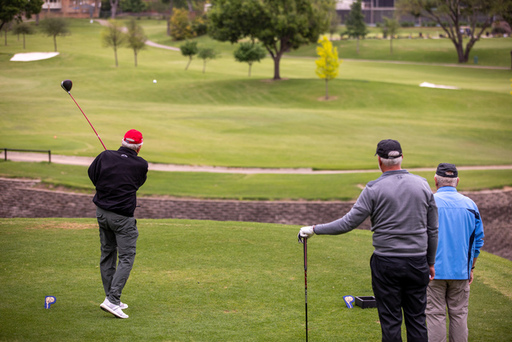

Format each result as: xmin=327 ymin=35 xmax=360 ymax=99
xmin=122 ymin=139 xmax=143 ymax=152
xmin=436 ymin=174 xmax=458 ymax=188
xmin=380 ymin=154 xmax=403 ymax=167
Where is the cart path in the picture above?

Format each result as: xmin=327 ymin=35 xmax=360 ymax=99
xmin=3 ymin=151 xmax=512 ymax=175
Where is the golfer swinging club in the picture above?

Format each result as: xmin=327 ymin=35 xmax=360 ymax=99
xmin=298 ymin=139 xmax=439 ymax=342
xmin=88 ymin=129 xmax=148 ymax=319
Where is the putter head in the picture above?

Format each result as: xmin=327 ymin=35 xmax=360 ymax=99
xmin=61 ymin=79 xmax=72 ymax=93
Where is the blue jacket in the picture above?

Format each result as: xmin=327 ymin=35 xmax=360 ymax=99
xmin=433 ymin=187 xmax=484 ymax=280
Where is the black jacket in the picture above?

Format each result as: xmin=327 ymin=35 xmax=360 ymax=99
xmin=88 ymin=146 xmax=148 ymax=217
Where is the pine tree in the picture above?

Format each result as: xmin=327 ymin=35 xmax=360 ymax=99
xmin=344 ymin=0 xmax=367 ymax=54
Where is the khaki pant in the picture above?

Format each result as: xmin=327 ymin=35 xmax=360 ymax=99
xmin=426 ymin=279 xmax=470 ymax=342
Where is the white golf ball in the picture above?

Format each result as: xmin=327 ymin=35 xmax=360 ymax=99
xmin=153 ymin=79 xmax=157 ymax=83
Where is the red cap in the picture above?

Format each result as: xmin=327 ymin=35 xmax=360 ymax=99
xmin=123 ymin=129 xmax=143 ymax=144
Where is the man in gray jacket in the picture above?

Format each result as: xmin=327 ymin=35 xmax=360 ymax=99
xmin=298 ymin=139 xmax=438 ymax=342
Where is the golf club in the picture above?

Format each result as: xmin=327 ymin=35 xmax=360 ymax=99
xmin=302 ymin=237 xmax=309 ymax=342
xmin=61 ymin=79 xmax=107 ymax=150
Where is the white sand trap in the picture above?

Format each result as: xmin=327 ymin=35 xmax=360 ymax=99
xmin=419 ymin=82 xmax=459 ymax=90
xmin=10 ymin=52 xmax=59 ymax=62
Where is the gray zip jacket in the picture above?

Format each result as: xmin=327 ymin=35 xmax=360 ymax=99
xmin=314 ymin=170 xmax=439 ymax=265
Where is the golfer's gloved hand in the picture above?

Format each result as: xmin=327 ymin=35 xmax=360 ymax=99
xmin=297 ymin=226 xmax=315 ymax=243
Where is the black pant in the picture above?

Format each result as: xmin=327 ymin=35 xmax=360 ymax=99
xmin=370 ymin=254 xmax=430 ymax=342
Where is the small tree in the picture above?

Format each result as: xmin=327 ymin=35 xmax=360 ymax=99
xmin=2 ymin=22 xmax=12 ymax=46
xmin=234 ymin=42 xmax=266 ymax=77
xmin=315 ymin=35 xmax=340 ymax=100
xmin=344 ymin=0 xmax=367 ymax=54
xmin=328 ymin=7 xmax=341 ymax=40
xmin=180 ymin=40 xmax=198 ymax=70
xmin=13 ymin=22 xmax=34 ymax=49
xmin=40 ymin=17 xmax=70 ymax=52
xmin=170 ymin=8 xmax=193 ymax=41
xmin=125 ymin=18 xmax=147 ymax=67
xmin=381 ymin=17 xmax=400 ymax=54
xmin=197 ymin=47 xmax=217 ymax=74
xmin=101 ymin=19 xmax=126 ymax=67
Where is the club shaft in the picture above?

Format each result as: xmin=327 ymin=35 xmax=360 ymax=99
xmin=304 ymin=238 xmax=308 ymax=342
xmin=68 ymin=93 xmax=107 ymax=150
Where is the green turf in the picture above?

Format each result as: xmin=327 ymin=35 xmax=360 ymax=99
xmin=1 ymin=161 xmax=511 ymax=200
xmin=1 ymin=19 xmax=511 ymax=172
xmin=0 ymin=218 xmax=510 ymax=341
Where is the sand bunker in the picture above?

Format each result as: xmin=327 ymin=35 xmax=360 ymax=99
xmin=10 ymin=52 xmax=59 ymax=62
xmin=419 ymin=82 xmax=459 ymax=90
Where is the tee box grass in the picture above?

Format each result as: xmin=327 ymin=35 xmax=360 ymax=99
xmin=0 ymin=218 xmax=511 ymax=341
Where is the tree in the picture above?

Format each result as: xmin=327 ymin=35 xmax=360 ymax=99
xmin=120 ymin=0 xmax=148 ymax=13
xmin=170 ymin=8 xmax=193 ymax=40
xmin=197 ymin=47 xmax=217 ymax=73
xmin=208 ymin=0 xmax=334 ymax=80
xmin=0 ymin=0 xmax=44 ymax=32
xmin=165 ymin=0 xmax=194 ymax=36
xmin=13 ymin=21 xmax=34 ymax=49
xmin=101 ymin=19 xmax=126 ymax=67
xmin=234 ymin=42 xmax=267 ymax=77
xmin=180 ymin=40 xmax=198 ymax=70
xmin=2 ymin=22 xmax=11 ymax=46
xmin=381 ymin=16 xmax=400 ymax=54
xmin=110 ymin=0 xmax=120 ymax=18
xmin=328 ymin=6 xmax=341 ymax=40
xmin=315 ymin=35 xmax=340 ymax=100
xmin=396 ymin=0 xmax=504 ymax=63
xmin=344 ymin=0 xmax=367 ymax=55
xmin=125 ymin=19 xmax=147 ymax=67
xmin=499 ymin=0 xmax=512 ymax=69
xmin=40 ymin=18 xmax=70 ymax=52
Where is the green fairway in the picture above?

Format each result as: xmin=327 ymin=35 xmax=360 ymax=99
xmin=1 ymin=19 xmax=511 ymax=171
xmin=0 ymin=218 xmax=510 ymax=341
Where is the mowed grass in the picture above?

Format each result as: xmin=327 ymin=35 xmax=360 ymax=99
xmin=0 ymin=218 xmax=511 ymax=341
xmin=0 ymin=19 xmax=511 ymax=171
xmin=1 ymin=161 xmax=511 ymax=200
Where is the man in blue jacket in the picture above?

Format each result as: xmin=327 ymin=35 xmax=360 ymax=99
xmin=88 ymin=129 xmax=148 ymax=319
xmin=299 ymin=139 xmax=438 ymax=342
xmin=427 ymin=163 xmax=484 ymax=342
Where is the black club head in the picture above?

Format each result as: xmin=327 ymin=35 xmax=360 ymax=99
xmin=61 ymin=79 xmax=73 ymax=93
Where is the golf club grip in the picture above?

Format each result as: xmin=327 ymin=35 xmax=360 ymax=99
xmin=68 ymin=93 xmax=107 ymax=150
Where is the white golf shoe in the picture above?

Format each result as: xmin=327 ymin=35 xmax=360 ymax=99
xmin=105 ymin=297 xmax=128 ymax=309
xmin=100 ymin=298 xmax=129 ymax=319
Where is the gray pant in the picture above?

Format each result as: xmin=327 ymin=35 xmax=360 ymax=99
xmin=96 ymin=207 xmax=139 ymax=305
xmin=426 ymin=279 xmax=470 ymax=342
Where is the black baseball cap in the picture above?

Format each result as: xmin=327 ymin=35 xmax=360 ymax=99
xmin=436 ymin=163 xmax=458 ymax=178
xmin=375 ymin=139 xmax=403 ymax=159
